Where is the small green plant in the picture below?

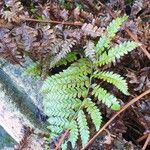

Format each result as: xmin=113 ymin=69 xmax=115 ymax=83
xmin=24 ymin=62 xmax=41 ymax=79
xmin=42 ymin=16 xmax=138 ymax=149
xmin=25 ymin=52 xmax=78 ymax=79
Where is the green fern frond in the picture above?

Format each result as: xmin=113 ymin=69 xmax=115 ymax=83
xmin=43 ymin=76 xmax=89 ymax=92
xmin=95 ymin=15 xmax=128 ymax=55
xmin=93 ymin=71 xmax=129 ymax=95
xmin=48 ymin=117 xmax=69 ymax=127
xmin=61 ymin=141 xmax=68 ymax=150
xmin=56 ymin=52 xmax=78 ymax=67
xmin=83 ymin=98 xmax=102 ymax=131
xmin=44 ymin=99 xmax=76 ymax=118
xmin=44 ymin=95 xmax=81 ymax=119
xmin=41 ymin=58 xmax=91 ymax=93
xmin=47 ymin=125 xmax=63 ymax=135
xmin=96 ymin=41 xmax=138 ymax=66
xmin=91 ymin=84 xmax=120 ymax=110
xmin=68 ymin=121 xmax=79 ymax=148
xmin=61 ymin=142 xmax=68 ymax=150
xmin=106 ymin=16 xmax=128 ymax=38
xmin=77 ymin=110 xmax=90 ymax=146
xmin=45 ymin=107 xmax=75 ymax=118
xmin=44 ymin=87 xmax=87 ymax=99
xmin=24 ymin=62 xmax=41 ymax=78
xmin=44 ymin=96 xmax=82 ymax=109
xmin=44 ymin=97 xmax=81 ymax=113
xmin=41 ymin=16 xmax=139 ymax=148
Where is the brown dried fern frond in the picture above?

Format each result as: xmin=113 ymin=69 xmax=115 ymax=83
xmin=84 ymin=40 xmax=96 ymax=61
xmin=131 ymin=0 xmax=144 ymax=17
xmin=1 ymin=0 xmax=24 ymax=23
xmin=50 ymin=38 xmax=76 ymax=68
xmin=0 ymin=27 xmax=24 ymax=64
xmin=5 ymin=0 xmax=24 ymax=12
xmin=15 ymin=24 xmax=37 ymax=51
xmin=81 ymin=23 xmax=104 ymax=37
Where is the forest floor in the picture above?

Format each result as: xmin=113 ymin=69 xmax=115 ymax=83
xmin=0 ymin=0 xmax=150 ymax=150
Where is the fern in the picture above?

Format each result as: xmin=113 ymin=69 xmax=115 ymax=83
xmin=83 ymin=98 xmax=102 ymax=131
xmin=68 ymin=121 xmax=79 ymax=148
xmin=24 ymin=62 xmax=41 ymax=79
xmin=56 ymin=52 xmax=78 ymax=67
xmin=84 ymin=40 xmax=96 ymax=61
xmin=96 ymin=41 xmax=138 ymax=66
xmin=50 ymin=39 xmax=76 ymax=68
xmin=95 ymin=15 xmax=128 ymax=55
xmin=91 ymin=84 xmax=120 ymax=110
xmin=81 ymin=23 xmax=103 ymax=37
xmin=77 ymin=110 xmax=90 ymax=146
xmin=93 ymin=71 xmax=129 ymax=95
xmin=1 ymin=0 xmax=23 ymax=22
xmin=42 ymin=15 xmax=139 ymax=148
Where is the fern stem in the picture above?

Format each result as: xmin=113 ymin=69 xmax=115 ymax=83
xmin=142 ymin=133 xmax=150 ymax=150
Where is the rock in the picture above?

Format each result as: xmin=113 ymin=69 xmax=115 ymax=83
xmin=0 ymin=126 xmax=16 ymax=150
xmin=0 ymin=59 xmax=48 ymax=149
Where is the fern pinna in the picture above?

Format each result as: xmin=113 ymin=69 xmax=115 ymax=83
xmin=42 ymin=15 xmax=139 ymax=149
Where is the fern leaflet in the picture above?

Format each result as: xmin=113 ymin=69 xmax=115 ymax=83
xmin=83 ymin=98 xmax=102 ymax=131
xmin=93 ymin=71 xmax=129 ymax=95
xmin=95 ymin=15 xmax=128 ymax=55
xmin=91 ymin=84 xmax=120 ymax=110
xmin=77 ymin=110 xmax=90 ymax=146
xmin=24 ymin=62 xmax=41 ymax=79
xmin=68 ymin=121 xmax=79 ymax=148
xmin=96 ymin=41 xmax=138 ymax=66
xmin=56 ymin=52 xmax=78 ymax=67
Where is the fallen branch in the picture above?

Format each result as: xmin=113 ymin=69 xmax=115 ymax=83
xmin=137 ymin=133 xmax=149 ymax=143
xmin=81 ymin=89 xmax=150 ymax=150
xmin=142 ymin=133 xmax=150 ymax=150
xmin=20 ymin=17 xmax=82 ymax=26
xmin=54 ymin=130 xmax=69 ymax=150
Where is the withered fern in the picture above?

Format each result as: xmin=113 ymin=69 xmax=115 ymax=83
xmin=1 ymin=0 xmax=24 ymax=23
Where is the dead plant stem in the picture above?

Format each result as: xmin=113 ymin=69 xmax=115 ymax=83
xmin=20 ymin=17 xmax=82 ymax=26
xmin=142 ymin=133 xmax=150 ymax=150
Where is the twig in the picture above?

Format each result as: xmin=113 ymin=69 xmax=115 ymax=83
xmin=104 ymin=129 xmax=116 ymax=138
xmin=20 ymin=17 xmax=83 ymax=26
xmin=142 ymin=133 xmax=150 ymax=150
xmin=137 ymin=133 xmax=149 ymax=142
xmin=81 ymin=89 xmax=150 ymax=150
xmin=54 ymin=130 xmax=69 ymax=150
xmin=125 ymin=28 xmax=150 ymax=60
